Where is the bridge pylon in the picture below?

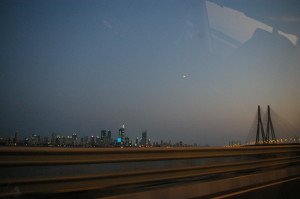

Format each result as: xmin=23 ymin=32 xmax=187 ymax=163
xmin=256 ymin=105 xmax=266 ymax=145
xmin=255 ymin=105 xmax=277 ymax=145
xmin=266 ymin=105 xmax=277 ymax=144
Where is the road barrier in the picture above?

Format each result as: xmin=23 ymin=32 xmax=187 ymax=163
xmin=1 ymin=145 xmax=300 ymax=198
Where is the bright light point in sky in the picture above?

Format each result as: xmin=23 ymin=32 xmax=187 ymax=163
xmin=181 ymin=74 xmax=189 ymax=79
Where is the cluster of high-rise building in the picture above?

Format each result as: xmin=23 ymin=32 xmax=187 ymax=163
xmin=0 ymin=125 xmax=183 ymax=147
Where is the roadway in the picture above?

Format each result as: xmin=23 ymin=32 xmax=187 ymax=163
xmin=1 ymin=145 xmax=300 ymax=198
xmin=207 ymin=176 xmax=300 ymax=199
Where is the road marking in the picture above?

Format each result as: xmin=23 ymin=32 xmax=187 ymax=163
xmin=212 ymin=176 xmax=300 ymax=199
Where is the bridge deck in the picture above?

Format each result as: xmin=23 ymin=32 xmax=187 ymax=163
xmin=1 ymin=145 xmax=300 ymax=198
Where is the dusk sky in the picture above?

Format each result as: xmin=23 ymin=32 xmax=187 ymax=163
xmin=1 ymin=0 xmax=300 ymax=146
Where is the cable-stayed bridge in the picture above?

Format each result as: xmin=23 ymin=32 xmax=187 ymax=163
xmin=1 ymin=106 xmax=300 ymax=198
xmin=245 ymin=105 xmax=300 ymax=146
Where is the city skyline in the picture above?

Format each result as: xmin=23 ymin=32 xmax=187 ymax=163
xmin=1 ymin=0 xmax=300 ymax=146
xmin=0 ymin=125 xmax=195 ymax=147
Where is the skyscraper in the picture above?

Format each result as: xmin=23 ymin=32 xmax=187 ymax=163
xmin=72 ymin=133 xmax=77 ymax=146
xmin=107 ymin=131 xmax=112 ymax=143
xmin=117 ymin=125 xmax=125 ymax=146
xmin=141 ymin=131 xmax=147 ymax=147
xmin=118 ymin=125 xmax=125 ymax=140
xmin=100 ymin=130 xmax=110 ymax=147
xmin=101 ymin=130 xmax=106 ymax=139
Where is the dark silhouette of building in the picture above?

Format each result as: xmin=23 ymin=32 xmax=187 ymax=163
xmin=107 ymin=131 xmax=112 ymax=143
xmin=141 ymin=131 xmax=147 ymax=147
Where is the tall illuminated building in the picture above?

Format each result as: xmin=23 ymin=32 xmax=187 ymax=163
xmin=118 ymin=125 xmax=125 ymax=139
xmin=117 ymin=125 xmax=125 ymax=146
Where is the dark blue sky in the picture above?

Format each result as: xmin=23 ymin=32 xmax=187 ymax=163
xmin=1 ymin=0 xmax=300 ymax=145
